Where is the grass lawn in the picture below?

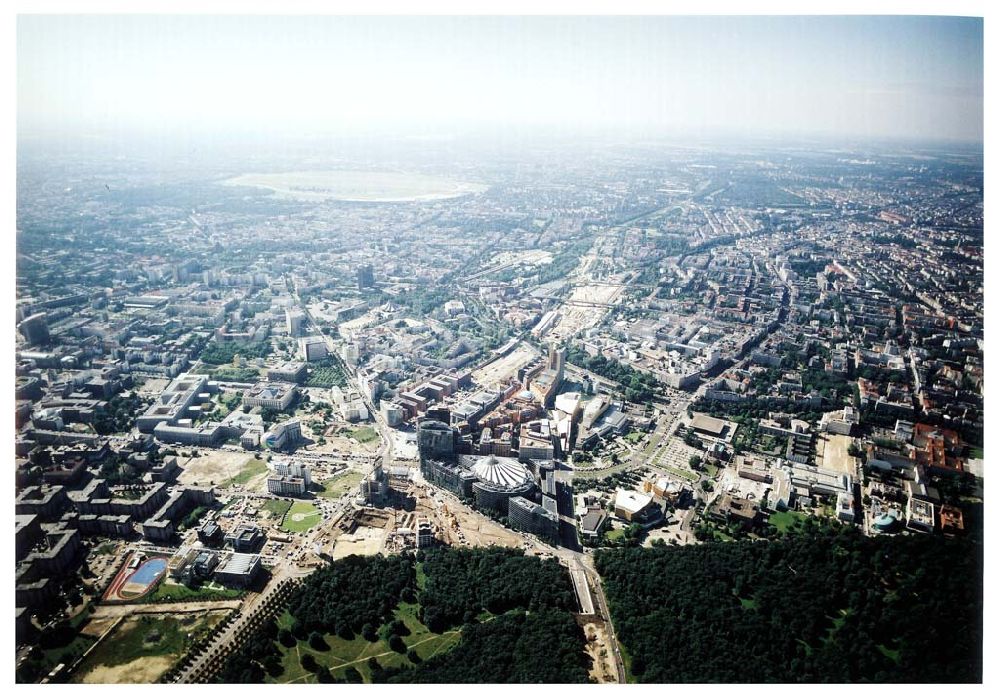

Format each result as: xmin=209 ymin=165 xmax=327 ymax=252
xmin=223 ymin=457 xmax=268 ymax=488
xmin=317 ymin=471 xmax=364 ymax=499
xmin=392 ymin=602 xmax=463 ymax=661
xmin=72 ymin=613 xmax=224 ymax=681
xmin=260 ymin=498 xmax=293 ymax=522
xmin=269 ymin=603 xmax=462 ymax=684
xmin=147 ymin=579 xmax=244 ymax=603
xmin=642 ymin=437 xmax=662 ymax=456
xmin=768 ymin=510 xmax=810 ymax=533
xmin=624 ymin=431 xmax=644 ymax=445
xmin=710 ymin=528 xmax=734 ymax=542
xmin=606 ymin=528 xmax=626 ymax=543
xmin=662 ymin=466 xmax=700 ymax=482
xmin=280 ymin=501 xmax=322 ymax=533
xmin=349 ymin=426 xmax=378 ymax=444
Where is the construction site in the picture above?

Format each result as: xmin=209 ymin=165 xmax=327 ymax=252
xmin=324 ymin=477 xmax=523 ymax=559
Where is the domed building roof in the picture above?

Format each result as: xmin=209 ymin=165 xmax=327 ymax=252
xmin=469 ymin=455 xmax=533 ymax=491
xmin=872 ymin=511 xmax=900 ymax=531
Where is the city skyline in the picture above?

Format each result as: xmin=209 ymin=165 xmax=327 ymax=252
xmin=12 ymin=8 xmax=986 ymax=687
xmin=18 ymin=15 xmax=984 ymax=144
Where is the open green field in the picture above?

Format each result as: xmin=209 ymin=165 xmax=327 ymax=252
xmin=643 ymin=433 xmax=664 ymax=456
xmin=147 ymin=579 xmax=244 ymax=603
xmin=260 ymin=498 xmax=293 ymax=521
xmin=317 ymin=471 xmax=364 ymax=499
xmin=222 ymin=457 xmax=269 ymax=487
xmin=71 ymin=612 xmax=226 ymax=683
xmin=280 ymin=501 xmax=322 ymax=533
xmin=768 ymin=510 xmax=810 ymax=533
xmin=269 ymin=603 xmax=462 ymax=684
xmin=350 ymin=426 xmax=379 ymax=444
xmin=662 ymin=466 xmax=700 ymax=482
xmin=606 ymin=528 xmax=626 ymax=543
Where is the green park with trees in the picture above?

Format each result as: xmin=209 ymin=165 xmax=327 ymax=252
xmin=595 ymin=531 xmax=982 ymax=683
xmin=216 ymin=547 xmax=589 ymax=684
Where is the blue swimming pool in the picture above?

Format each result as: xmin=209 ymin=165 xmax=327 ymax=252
xmin=129 ymin=557 xmax=168 ymax=587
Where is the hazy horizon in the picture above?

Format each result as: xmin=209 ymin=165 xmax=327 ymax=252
xmin=18 ymin=15 xmax=984 ymax=146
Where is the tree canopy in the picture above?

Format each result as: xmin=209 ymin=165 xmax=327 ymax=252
xmin=216 ymin=546 xmax=588 ymax=684
xmin=383 ymin=610 xmax=589 ymax=684
xmin=596 ymin=531 xmax=982 ymax=683
xmin=418 ymin=546 xmax=577 ymax=632
xmin=285 ymin=553 xmax=415 ymax=638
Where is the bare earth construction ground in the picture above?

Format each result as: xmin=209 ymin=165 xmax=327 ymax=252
xmin=546 ymin=283 xmax=625 ymax=343
xmin=815 ymin=433 xmax=860 ymax=476
xmin=176 ymin=451 xmax=265 ymax=489
xmin=73 ymin=611 xmax=228 ymax=684
xmin=471 ymin=342 xmax=541 ymax=390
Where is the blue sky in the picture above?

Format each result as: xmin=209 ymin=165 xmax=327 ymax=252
xmin=17 ymin=15 xmax=984 ymax=142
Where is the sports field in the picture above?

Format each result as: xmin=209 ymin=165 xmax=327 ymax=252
xmin=103 ymin=554 xmax=170 ymax=602
xmin=280 ymin=501 xmax=322 ymax=533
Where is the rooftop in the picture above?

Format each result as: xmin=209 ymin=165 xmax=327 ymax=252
xmin=464 ymin=454 xmax=533 ymax=491
xmin=614 ymin=489 xmax=654 ymax=515
xmin=217 ymin=552 xmax=260 ymax=575
xmin=690 ymin=413 xmax=726 ymax=436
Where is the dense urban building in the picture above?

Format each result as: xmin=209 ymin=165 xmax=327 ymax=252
xmin=13 ymin=15 xmax=985 ymax=683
